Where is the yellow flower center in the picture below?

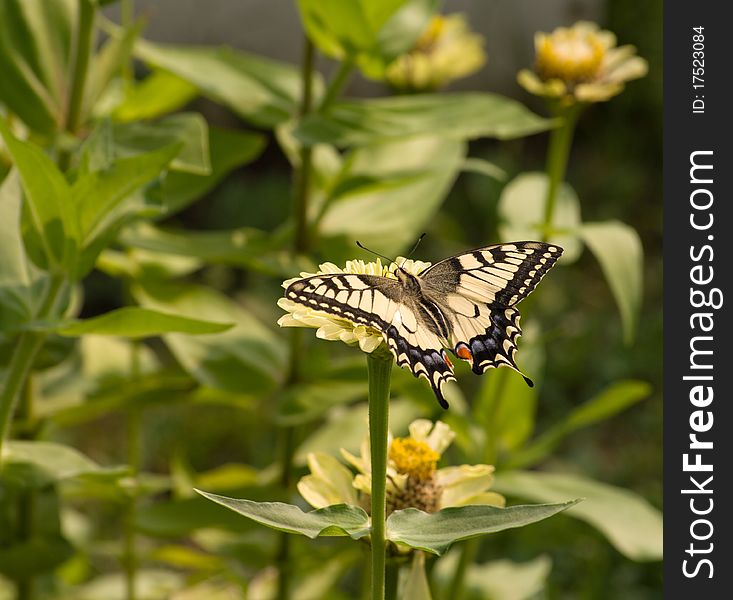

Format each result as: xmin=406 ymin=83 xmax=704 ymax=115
xmin=389 ymin=438 xmax=439 ymax=481
xmin=536 ymin=29 xmax=605 ymax=83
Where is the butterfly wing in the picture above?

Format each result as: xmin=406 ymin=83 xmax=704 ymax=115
xmin=420 ymin=241 xmax=562 ymax=380
xmin=284 ymin=273 xmax=456 ymax=408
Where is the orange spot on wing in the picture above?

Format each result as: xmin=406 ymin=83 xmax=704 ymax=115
xmin=456 ymin=345 xmax=472 ymax=361
xmin=443 ymin=353 xmax=453 ymax=369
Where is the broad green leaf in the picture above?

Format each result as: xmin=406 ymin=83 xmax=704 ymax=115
xmin=0 ymin=171 xmax=43 ymax=330
xmin=0 ymin=119 xmax=76 ymax=268
xmin=0 ymin=0 xmax=75 ymax=134
xmin=196 ymin=491 xmax=371 ymax=540
xmin=135 ymin=38 xmax=322 ymax=128
xmin=132 ymin=280 xmax=286 ymax=394
xmin=493 ymin=471 xmax=662 ymax=561
xmin=386 ymin=500 xmax=579 ymax=555
xmin=72 ymin=143 xmax=180 ymax=277
xmin=111 ymin=112 xmax=211 ymax=175
xmin=318 ymin=136 xmax=464 ymax=260
xmin=506 ymin=380 xmax=651 ymax=469
xmin=276 ymin=380 xmax=367 ymax=426
xmin=498 ymin=172 xmax=582 ymax=263
xmin=113 ymin=69 xmax=198 ymax=122
xmin=55 ymin=307 xmax=233 ymax=338
xmin=158 ymin=126 xmax=266 ymax=216
xmin=119 ymin=222 xmax=308 ymax=278
xmin=0 ymin=537 xmax=74 ymax=580
xmin=295 ymin=398 xmax=423 ymax=465
xmin=297 ymin=0 xmax=432 ymax=77
xmin=294 ymin=93 xmax=551 ymax=147
xmin=433 ymin=552 xmax=552 ymax=600
xmin=1 ymin=440 xmax=125 ymax=488
xmin=580 ymin=220 xmax=644 ymax=344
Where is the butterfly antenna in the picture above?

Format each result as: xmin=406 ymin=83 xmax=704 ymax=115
xmin=398 ymin=233 xmax=426 ymax=269
xmin=356 ymin=241 xmax=396 ymax=266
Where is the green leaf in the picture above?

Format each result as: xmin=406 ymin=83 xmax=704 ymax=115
xmin=294 ymin=93 xmax=552 ymax=147
xmin=196 ymin=491 xmax=372 ymax=540
xmin=579 ymin=220 xmax=644 ymax=344
xmin=318 ymin=136 xmax=464 ymax=260
xmin=296 ymin=0 xmax=432 ymax=77
xmin=71 ymin=570 xmax=183 ymax=600
xmin=506 ymin=380 xmax=651 ymax=469
xmin=1 ymin=440 xmax=124 ymax=488
xmin=72 ymin=142 xmax=180 ymax=277
xmin=493 ymin=471 xmax=662 ymax=561
xmin=0 ymin=537 xmax=74 ymax=580
xmin=0 ymin=171 xmax=43 ymax=331
xmin=111 ymin=112 xmax=211 ymax=175
xmin=0 ymin=0 xmax=74 ymax=134
xmin=158 ymin=126 xmax=266 ymax=216
xmin=0 ymin=119 xmax=76 ymax=269
xmin=54 ymin=307 xmax=233 ymax=338
xmin=385 ymin=500 xmax=579 ymax=555
xmin=134 ymin=38 xmax=321 ymax=128
xmin=113 ymin=69 xmax=198 ymax=122
xmin=433 ymin=552 xmax=552 ymax=600
xmin=498 ymin=172 xmax=582 ymax=263
xmin=85 ymin=18 xmax=142 ymax=116
xmin=132 ymin=280 xmax=286 ymax=395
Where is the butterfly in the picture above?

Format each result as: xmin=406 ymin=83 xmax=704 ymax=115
xmin=284 ymin=241 xmax=563 ymax=408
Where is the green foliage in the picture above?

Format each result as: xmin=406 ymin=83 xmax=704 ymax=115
xmin=0 ymin=0 xmax=660 ymax=598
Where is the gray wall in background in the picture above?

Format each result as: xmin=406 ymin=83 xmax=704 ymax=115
xmin=109 ymin=0 xmax=604 ymax=97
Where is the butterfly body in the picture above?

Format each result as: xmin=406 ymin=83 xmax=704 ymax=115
xmin=284 ymin=241 xmax=562 ymax=408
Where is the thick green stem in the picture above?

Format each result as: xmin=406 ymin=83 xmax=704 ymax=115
xmin=384 ymin=562 xmax=399 ymax=600
xmin=367 ymin=347 xmax=393 ymax=600
xmin=0 ymin=274 xmax=64 ymax=461
xmin=541 ymin=104 xmax=581 ymax=241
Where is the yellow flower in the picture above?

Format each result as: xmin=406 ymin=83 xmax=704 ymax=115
xmin=385 ymin=14 xmax=487 ymax=91
xmin=298 ymin=419 xmax=505 ymax=514
xmin=517 ymin=21 xmax=648 ymax=104
xmin=277 ymin=257 xmax=430 ymax=353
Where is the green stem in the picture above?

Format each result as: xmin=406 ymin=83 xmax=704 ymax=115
xmin=59 ymin=0 xmax=96 ymax=171
xmin=119 ymin=0 xmax=135 ymax=87
xmin=319 ymin=57 xmax=355 ymax=111
xmin=0 ymin=274 xmax=65 ymax=461
xmin=541 ymin=104 xmax=581 ymax=242
xmin=293 ymin=37 xmax=316 ymax=254
xmin=449 ymin=539 xmax=480 ymax=600
xmin=367 ymin=347 xmax=393 ymax=600
xmin=124 ymin=343 xmax=142 ymax=600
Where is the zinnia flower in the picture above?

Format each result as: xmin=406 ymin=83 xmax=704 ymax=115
xmin=384 ymin=14 xmax=487 ymax=92
xmin=298 ymin=419 xmax=505 ymax=514
xmin=277 ymin=257 xmax=430 ymax=353
xmin=517 ymin=21 xmax=648 ymax=104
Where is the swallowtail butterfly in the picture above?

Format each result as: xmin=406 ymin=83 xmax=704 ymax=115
xmin=285 ymin=242 xmax=562 ymax=408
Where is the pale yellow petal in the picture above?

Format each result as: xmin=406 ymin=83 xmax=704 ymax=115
xmin=297 ymin=475 xmax=341 ymax=509
xmin=454 ymin=491 xmax=506 ymax=507
xmin=437 ymin=464 xmax=495 ymax=508
xmin=407 ymin=419 xmax=434 ymax=442
xmin=426 ymin=421 xmax=455 ymax=455
xmin=306 ymin=452 xmax=357 ymax=506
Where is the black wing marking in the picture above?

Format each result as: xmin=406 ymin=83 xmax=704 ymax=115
xmin=284 ymin=273 xmax=456 ymax=408
xmin=421 ymin=241 xmax=563 ymax=307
